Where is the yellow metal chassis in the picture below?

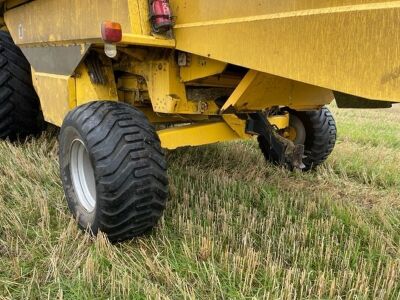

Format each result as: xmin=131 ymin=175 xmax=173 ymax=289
xmin=2 ymin=0 xmax=399 ymax=149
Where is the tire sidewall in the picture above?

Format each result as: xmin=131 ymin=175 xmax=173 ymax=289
xmin=59 ymin=120 xmax=100 ymax=233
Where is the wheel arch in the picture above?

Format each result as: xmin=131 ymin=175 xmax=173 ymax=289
xmin=30 ymin=49 xmax=119 ymax=126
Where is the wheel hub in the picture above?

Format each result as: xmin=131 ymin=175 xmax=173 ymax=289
xmin=70 ymin=139 xmax=97 ymax=212
xmin=287 ymin=115 xmax=306 ymax=145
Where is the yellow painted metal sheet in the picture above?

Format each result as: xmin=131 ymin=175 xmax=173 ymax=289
xmin=158 ymin=116 xmax=288 ymax=150
xmin=32 ymin=71 xmax=76 ymax=126
xmin=158 ymin=121 xmax=242 ymax=150
xmin=171 ymin=0 xmax=393 ymax=23
xmin=4 ymin=0 xmax=134 ymax=45
xmin=222 ymin=115 xmax=250 ymax=139
xmin=32 ymin=61 xmax=119 ymax=126
xmin=127 ymin=0 xmax=143 ymax=34
xmin=121 ymin=34 xmax=175 ymax=48
xmin=171 ymin=1 xmax=400 ymax=102
xmin=75 ymin=63 xmax=119 ymax=106
xmin=137 ymin=0 xmax=152 ymax=36
xmin=4 ymin=0 xmax=174 ymax=49
xmin=268 ymin=115 xmax=290 ymax=131
xmin=180 ymin=55 xmax=227 ymax=82
xmin=222 ymin=70 xmax=334 ymax=111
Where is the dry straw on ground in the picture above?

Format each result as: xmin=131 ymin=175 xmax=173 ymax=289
xmin=0 ymin=105 xmax=399 ymax=299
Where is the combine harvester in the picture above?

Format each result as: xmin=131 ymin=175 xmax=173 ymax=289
xmin=0 ymin=0 xmax=398 ymax=241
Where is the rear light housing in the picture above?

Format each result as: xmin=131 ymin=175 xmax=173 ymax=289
xmin=150 ymin=0 xmax=173 ymax=33
xmin=101 ymin=21 xmax=122 ymax=58
xmin=101 ymin=21 xmax=122 ymax=43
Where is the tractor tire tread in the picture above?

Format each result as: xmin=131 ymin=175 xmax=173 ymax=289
xmin=61 ymin=101 xmax=168 ymax=242
xmin=294 ymin=107 xmax=337 ymax=170
xmin=0 ymin=31 xmax=44 ymax=139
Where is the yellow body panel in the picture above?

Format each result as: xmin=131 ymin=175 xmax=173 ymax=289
xmin=171 ymin=0 xmax=393 ymax=23
xmin=158 ymin=114 xmax=288 ymax=150
xmin=158 ymin=121 xmax=243 ymax=150
xmin=172 ymin=0 xmax=400 ymax=102
xmin=222 ymin=70 xmax=334 ymax=112
xmin=127 ymin=0 xmax=143 ymax=34
xmin=136 ymin=0 xmax=153 ymax=35
xmin=33 ymin=62 xmax=119 ymax=126
xmin=75 ymin=64 xmax=119 ymax=106
xmin=4 ymin=0 xmax=132 ymax=45
xmin=268 ymin=115 xmax=290 ymax=131
xmin=3 ymin=0 xmax=399 ymax=150
xmin=32 ymin=71 xmax=76 ymax=126
xmin=121 ymin=34 xmax=175 ymax=48
xmin=5 ymin=0 xmax=400 ymax=103
xmin=223 ymin=114 xmax=289 ymax=138
xmin=222 ymin=115 xmax=249 ymax=139
xmin=180 ymin=55 xmax=227 ymax=83
xmin=137 ymin=108 xmax=210 ymax=124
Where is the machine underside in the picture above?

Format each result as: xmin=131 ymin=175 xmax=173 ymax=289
xmin=1 ymin=0 xmax=399 ymax=150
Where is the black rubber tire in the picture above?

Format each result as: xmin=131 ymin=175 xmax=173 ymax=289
xmin=259 ymin=107 xmax=337 ymax=171
xmin=0 ymin=31 xmax=44 ymax=139
xmin=59 ymin=101 xmax=169 ymax=242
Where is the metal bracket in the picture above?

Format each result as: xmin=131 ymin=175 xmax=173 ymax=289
xmin=246 ymin=112 xmax=305 ymax=170
xmin=85 ymin=53 xmax=107 ymax=85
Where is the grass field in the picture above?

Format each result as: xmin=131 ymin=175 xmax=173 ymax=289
xmin=0 ymin=105 xmax=399 ymax=299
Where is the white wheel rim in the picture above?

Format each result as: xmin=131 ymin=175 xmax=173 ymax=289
xmin=70 ymin=139 xmax=97 ymax=213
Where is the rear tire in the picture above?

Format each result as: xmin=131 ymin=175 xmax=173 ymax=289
xmin=295 ymin=107 xmax=337 ymax=170
xmin=259 ymin=107 xmax=337 ymax=171
xmin=59 ymin=101 xmax=169 ymax=242
xmin=0 ymin=31 xmax=44 ymax=139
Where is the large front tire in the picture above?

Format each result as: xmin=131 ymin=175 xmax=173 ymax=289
xmin=0 ymin=31 xmax=44 ymax=139
xmin=59 ymin=101 xmax=169 ymax=242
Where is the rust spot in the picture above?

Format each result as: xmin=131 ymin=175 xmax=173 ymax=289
xmin=381 ymin=66 xmax=400 ymax=84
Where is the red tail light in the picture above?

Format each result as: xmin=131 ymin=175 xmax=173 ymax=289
xmin=101 ymin=21 xmax=122 ymax=43
xmin=150 ymin=0 xmax=173 ymax=33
